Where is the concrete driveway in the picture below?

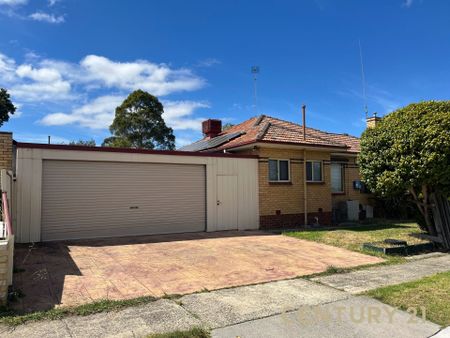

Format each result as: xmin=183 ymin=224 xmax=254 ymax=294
xmin=13 ymin=231 xmax=383 ymax=313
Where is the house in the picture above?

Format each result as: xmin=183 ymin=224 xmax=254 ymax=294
xmin=0 ymin=112 xmax=379 ymax=244
xmin=0 ymin=134 xmax=259 ymax=243
xmin=181 ymin=113 xmax=379 ymax=228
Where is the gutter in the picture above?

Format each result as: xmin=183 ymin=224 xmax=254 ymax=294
xmin=15 ymin=142 xmax=259 ymax=159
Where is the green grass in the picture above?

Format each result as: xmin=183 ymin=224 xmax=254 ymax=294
xmin=284 ymin=220 xmax=428 ymax=264
xmin=148 ymin=327 xmax=210 ymax=338
xmin=0 ymin=295 xmax=156 ymax=326
xmin=364 ymin=271 xmax=450 ymax=326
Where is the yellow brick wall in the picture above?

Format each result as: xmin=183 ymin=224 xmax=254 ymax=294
xmin=256 ymin=147 xmax=332 ymax=216
xmin=0 ymin=132 xmax=13 ymax=171
xmin=331 ymin=157 xmax=372 ymax=207
xmin=232 ymin=146 xmax=373 ymax=226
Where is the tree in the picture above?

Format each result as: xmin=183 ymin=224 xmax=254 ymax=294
xmin=102 ymin=90 xmax=175 ymax=150
xmin=69 ymin=139 xmax=96 ymax=146
xmin=0 ymin=88 xmax=16 ymax=127
xmin=359 ymin=101 xmax=450 ymax=235
xmin=222 ymin=123 xmax=235 ymax=131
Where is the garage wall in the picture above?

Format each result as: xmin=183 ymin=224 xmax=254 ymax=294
xmin=14 ymin=146 xmax=259 ymax=243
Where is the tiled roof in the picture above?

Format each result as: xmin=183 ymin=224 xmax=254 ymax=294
xmin=181 ymin=115 xmax=361 ymax=153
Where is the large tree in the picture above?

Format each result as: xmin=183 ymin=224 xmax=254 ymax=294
xmin=102 ymin=90 xmax=175 ymax=150
xmin=0 ymin=88 xmax=16 ymax=127
xmin=359 ymin=101 xmax=450 ymax=235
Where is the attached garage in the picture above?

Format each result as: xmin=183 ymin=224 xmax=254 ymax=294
xmin=41 ymin=160 xmax=206 ymax=241
xmin=13 ymin=144 xmax=259 ymax=243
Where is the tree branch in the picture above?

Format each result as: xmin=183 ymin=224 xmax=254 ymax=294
xmin=409 ymin=187 xmax=426 ymax=217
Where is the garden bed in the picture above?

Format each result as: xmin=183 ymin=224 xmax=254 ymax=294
xmin=362 ymin=239 xmax=434 ymax=256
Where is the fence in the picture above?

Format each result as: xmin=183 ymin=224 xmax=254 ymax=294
xmin=431 ymin=193 xmax=450 ymax=249
xmin=0 ymin=169 xmax=14 ymax=304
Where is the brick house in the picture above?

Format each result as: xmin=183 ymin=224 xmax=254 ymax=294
xmin=181 ymin=114 xmax=378 ymax=228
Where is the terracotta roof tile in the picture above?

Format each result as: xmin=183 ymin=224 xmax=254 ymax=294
xmin=182 ymin=115 xmax=361 ymax=153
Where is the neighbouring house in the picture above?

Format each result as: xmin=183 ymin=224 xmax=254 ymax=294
xmin=181 ymin=114 xmax=380 ymax=228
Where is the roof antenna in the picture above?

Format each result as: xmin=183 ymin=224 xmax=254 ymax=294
xmin=358 ymin=39 xmax=369 ymax=118
xmin=251 ymin=66 xmax=259 ymax=115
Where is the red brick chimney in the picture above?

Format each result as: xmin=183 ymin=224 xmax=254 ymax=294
xmin=202 ymin=119 xmax=222 ymax=138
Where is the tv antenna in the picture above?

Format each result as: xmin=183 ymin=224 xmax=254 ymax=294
xmin=358 ymin=40 xmax=369 ymax=118
xmin=251 ymin=66 xmax=259 ymax=114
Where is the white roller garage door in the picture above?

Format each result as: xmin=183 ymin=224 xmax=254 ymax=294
xmin=41 ymin=160 xmax=206 ymax=241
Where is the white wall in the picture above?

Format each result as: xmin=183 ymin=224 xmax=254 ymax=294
xmin=14 ymin=147 xmax=259 ymax=243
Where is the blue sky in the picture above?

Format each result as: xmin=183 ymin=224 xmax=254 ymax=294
xmin=0 ymin=0 xmax=449 ymax=147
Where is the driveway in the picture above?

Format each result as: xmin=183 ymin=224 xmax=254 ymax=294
xmin=12 ymin=231 xmax=383 ymax=313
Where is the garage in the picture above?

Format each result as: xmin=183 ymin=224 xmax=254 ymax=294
xmin=41 ymin=160 xmax=206 ymax=241
xmin=13 ymin=143 xmax=259 ymax=243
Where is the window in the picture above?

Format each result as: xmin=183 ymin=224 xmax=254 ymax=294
xmin=331 ymin=163 xmax=344 ymax=193
xmin=306 ymin=160 xmax=322 ymax=182
xmin=268 ymin=159 xmax=290 ymax=182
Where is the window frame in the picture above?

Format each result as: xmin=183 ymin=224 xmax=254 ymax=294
xmin=306 ymin=160 xmax=323 ymax=183
xmin=330 ymin=162 xmax=345 ymax=193
xmin=268 ymin=159 xmax=291 ymax=182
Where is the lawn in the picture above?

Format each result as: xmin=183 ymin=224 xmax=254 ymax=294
xmin=0 ymin=296 xmax=157 ymax=326
xmin=364 ymin=271 xmax=450 ymax=326
xmin=284 ymin=220 xmax=428 ymax=264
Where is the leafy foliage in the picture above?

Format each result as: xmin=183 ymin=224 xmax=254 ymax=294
xmin=222 ymin=123 xmax=234 ymax=131
xmin=359 ymin=101 xmax=450 ymax=233
xmin=102 ymin=90 xmax=175 ymax=150
xmin=69 ymin=139 xmax=96 ymax=146
xmin=0 ymin=88 xmax=16 ymax=127
xmin=360 ymin=101 xmax=450 ymax=197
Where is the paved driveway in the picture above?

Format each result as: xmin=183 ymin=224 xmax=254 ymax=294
xmin=13 ymin=231 xmax=383 ymax=313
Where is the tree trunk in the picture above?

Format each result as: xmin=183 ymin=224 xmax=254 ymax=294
xmin=409 ymin=186 xmax=437 ymax=236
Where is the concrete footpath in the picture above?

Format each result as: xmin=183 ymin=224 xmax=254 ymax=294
xmin=0 ymin=254 xmax=448 ymax=338
xmin=212 ymin=297 xmax=440 ymax=338
xmin=312 ymin=253 xmax=450 ymax=294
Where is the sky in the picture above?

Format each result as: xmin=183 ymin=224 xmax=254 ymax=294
xmin=0 ymin=0 xmax=449 ymax=148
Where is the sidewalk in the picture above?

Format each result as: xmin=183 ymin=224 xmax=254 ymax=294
xmin=312 ymin=253 xmax=450 ymax=294
xmin=211 ymin=297 xmax=440 ymax=338
xmin=0 ymin=254 xmax=448 ymax=337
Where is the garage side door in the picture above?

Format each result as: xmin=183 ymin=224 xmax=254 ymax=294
xmin=41 ymin=160 xmax=206 ymax=241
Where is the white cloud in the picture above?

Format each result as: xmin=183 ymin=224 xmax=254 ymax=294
xmin=175 ymin=137 xmax=196 ymax=148
xmin=41 ymin=95 xmax=124 ymax=129
xmin=163 ymin=101 xmax=209 ymax=130
xmin=196 ymin=58 xmax=221 ymax=68
xmin=402 ymin=0 xmax=413 ymax=8
xmin=11 ymin=63 xmax=72 ymax=101
xmin=0 ymin=53 xmax=16 ymax=81
xmin=11 ymin=81 xmax=72 ymax=101
xmin=1 ymin=50 xmax=209 ymax=132
xmin=80 ymin=55 xmax=205 ymax=95
xmin=10 ymin=103 xmax=23 ymax=118
xmin=48 ymin=0 xmax=59 ymax=6
xmin=29 ymin=12 xmax=64 ymax=23
xmin=16 ymin=64 xmax=62 ymax=82
xmin=0 ymin=0 xmax=27 ymax=6
xmin=1 ymin=51 xmax=205 ymax=104
xmin=41 ymin=97 xmax=208 ymax=131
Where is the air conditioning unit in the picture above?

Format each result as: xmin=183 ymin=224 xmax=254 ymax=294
xmin=346 ymin=200 xmax=359 ymax=221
